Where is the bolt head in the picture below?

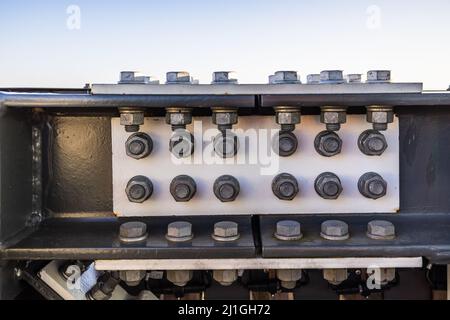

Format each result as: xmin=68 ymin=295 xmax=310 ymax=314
xmin=119 ymin=270 xmax=146 ymax=287
xmin=119 ymin=221 xmax=147 ymax=240
xmin=273 ymin=131 xmax=298 ymax=157
xmin=212 ymin=71 xmax=238 ymax=84
xmin=167 ymin=221 xmax=193 ymax=240
xmin=169 ymin=130 xmax=195 ymax=158
xmin=214 ymin=221 xmax=239 ymax=239
xmin=213 ymin=132 xmax=239 ymax=159
xmin=315 ymin=172 xmax=343 ymax=200
xmin=320 ymin=70 xmax=344 ymax=84
xmin=166 ymin=112 xmax=193 ymax=126
xmin=170 ymin=175 xmax=197 ymax=202
xmin=358 ymin=130 xmax=388 ymax=156
xmin=358 ymin=172 xmax=387 ymax=199
xmin=367 ymin=70 xmax=391 ymax=83
xmin=212 ymin=111 xmax=239 ymax=127
xmin=320 ymin=110 xmax=347 ymax=127
xmin=120 ymin=112 xmax=145 ymax=127
xmin=125 ymin=176 xmax=153 ymax=203
xmin=214 ymin=175 xmax=240 ymax=202
xmin=213 ymin=270 xmax=238 ymax=286
xmin=269 ymin=71 xmax=301 ymax=84
xmin=275 ymin=111 xmax=301 ymax=125
xmin=323 ymin=269 xmax=348 ymax=285
xmin=166 ymin=270 xmax=193 ymax=287
xmin=272 ymin=173 xmax=299 ymax=201
xmin=367 ymin=220 xmax=396 ymax=239
xmin=126 ymin=133 xmax=153 ymax=159
xmin=366 ymin=108 xmax=394 ymax=131
xmin=275 ymin=220 xmax=302 ymax=240
xmin=321 ymin=220 xmax=349 ymax=240
xmin=166 ymin=71 xmax=192 ymax=84
xmin=315 ymin=131 xmax=343 ymax=157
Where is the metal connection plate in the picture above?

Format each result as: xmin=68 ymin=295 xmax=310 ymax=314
xmin=259 ymin=214 xmax=450 ymax=261
xmin=95 ymin=257 xmax=422 ymax=271
xmin=112 ymin=115 xmax=399 ymax=216
xmin=92 ymin=83 xmax=422 ymax=95
xmin=1 ymin=216 xmax=256 ymax=260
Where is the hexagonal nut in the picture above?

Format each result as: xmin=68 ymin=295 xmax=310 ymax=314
xmin=358 ymin=130 xmax=388 ymax=156
xmin=366 ymin=108 xmax=394 ymax=131
xmin=212 ymin=71 xmax=238 ymax=84
xmin=320 ymin=70 xmax=344 ymax=83
xmin=367 ymin=220 xmax=395 ymax=240
xmin=169 ymin=130 xmax=195 ymax=158
xmin=213 ymin=131 xmax=239 ymax=158
xmin=214 ymin=221 xmax=239 ymax=240
xmin=120 ymin=111 xmax=145 ymax=127
xmin=321 ymin=220 xmax=349 ymax=240
xmin=273 ymin=131 xmax=298 ymax=157
xmin=275 ymin=111 xmax=301 ymax=125
xmin=170 ymin=175 xmax=197 ymax=202
xmin=119 ymin=221 xmax=147 ymax=241
xmin=314 ymin=131 xmax=343 ymax=157
xmin=269 ymin=71 xmax=300 ymax=84
xmin=125 ymin=133 xmax=153 ymax=159
xmin=166 ymin=270 xmax=194 ymax=287
xmin=276 ymin=269 xmax=303 ymax=285
xmin=272 ymin=173 xmax=299 ymax=201
xmin=125 ymin=176 xmax=153 ymax=203
xmin=212 ymin=111 xmax=239 ymax=126
xmin=167 ymin=221 xmax=193 ymax=241
xmin=320 ymin=110 xmax=347 ymax=125
xmin=166 ymin=71 xmax=192 ymax=84
xmin=165 ymin=111 xmax=193 ymax=126
xmin=314 ymin=172 xmax=343 ymax=200
xmin=358 ymin=172 xmax=387 ymax=200
xmin=213 ymin=270 xmax=238 ymax=286
xmin=119 ymin=270 xmax=146 ymax=287
xmin=367 ymin=70 xmax=391 ymax=83
xmin=323 ymin=269 xmax=348 ymax=285
xmin=275 ymin=220 xmax=302 ymax=240
xmin=213 ymin=175 xmax=240 ymax=202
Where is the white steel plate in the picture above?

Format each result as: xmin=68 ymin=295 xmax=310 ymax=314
xmin=112 ymin=115 xmax=399 ymax=216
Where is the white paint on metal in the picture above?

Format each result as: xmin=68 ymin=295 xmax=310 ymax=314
xmin=112 ymin=115 xmax=399 ymax=216
xmin=95 ymin=257 xmax=423 ymax=271
xmin=92 ymin=83 xmax=423 ymax=95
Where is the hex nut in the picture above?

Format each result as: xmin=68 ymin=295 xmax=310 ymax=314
xmin=275 ymin=110 xmax=301 ymax=126
xmin=119 ymin=270 xmax=146 ymax=287
xmin=323 ymin=269 xmax=348 ymax=285
xmin=166 ymin=221 xmax=193 ymax=242
xmin=366 ymin=106 xmax=394 ymax=131
xmin=166 ymin=71 xmax=192 ymax=84
xmin=358 ymin=130 xmax=388 ymax=156
xmin=276 ymin=269 xmax=303 ymax=290
xmin=367 ymin=70 xmax=391 ymax=83
xmin=320 ymin=70 xmax=344 ymax=84
xmin=125 ymin=176 xmax=153 ymax=203
xmin=213 ymin=270 xmax=238 ymax=286
xmin=169 ymin=130 xmax=195 ymax=158
xmin=269 ymin=71 xmax=300 ymax=84
xmin=165 ymin=109 xmax=193 ymax=127
xmin=358 ymin=172 xmax=387 ymax=200
xmin=320 ymin=220 xmax=350 ymax=241
xmin=170 ymin=175 xmax=197 ymax=202
xmin=212 ymin=110 xmax=239 ymax=128
xmin=214 ymin=175 xmax=240 ymax=202
xmin=314 ymin=131 xmax=343 ymax=157
xmin=119 ymin=221 xmax=148 ymax=243
xmin=213 ymin=132 xmax=239 ymax=158
xmin=320 ymin=108 xmax=347 ymax=131
xmin=275 ymin=220 xmax=303 ymax=241
xmin=314 ymin=172 xmax=343 ymax=200
xmin=120 ymin=110 xmax=145 ymax=132
xmin=367 ymin=220 xmax=396 ymax=240
xmin=213 ymin=221 xmax=240 ymax=241
xmin=125 ymin=133 xmax=153 ymax=159
xmin=166 ymin=270 xmax=194 ymax=287
xmin=273 ymin=131 xmax=298 ymax=157
xmin=272 ymin=173 xmax=299 ymax=201
xmin=212 ymin=71 xmax=238 ymax=84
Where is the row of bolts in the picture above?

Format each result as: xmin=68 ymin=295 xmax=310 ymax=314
xmin=104 ymin=219 xmax=396 ymax=290
xmin=119 ymin=70 xmax=394 ymax=159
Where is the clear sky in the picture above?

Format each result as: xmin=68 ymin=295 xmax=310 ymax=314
xmin=0 ymin=0 xmax=449 ymax=89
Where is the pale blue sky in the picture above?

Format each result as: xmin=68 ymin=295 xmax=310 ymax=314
xmin=0 ymin=0 xmax=449 ymax=89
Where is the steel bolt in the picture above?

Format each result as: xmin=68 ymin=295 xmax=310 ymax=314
xmin=269 ymin=71 xmax=301 ymax=84
xmin=213 ymin=270 xmax=238 ymax=286
xmin=320 ymin=107 xmax=347 ymax=131
xmin=119 ymin=108 xmax=145 ymax=133
xmin=320 ymin=70 xmax=344 ymax=84
xmin=170 ymin=175 xmax=197 ymax=202
xmin=366 ymin=106 xmax=394 ymax=131
xmin=212 ymin=108 xmax=239 ymax=131
xmin=166 ymin=71 xmax=193 ymax=84
xmin=272 ymin=173 xmax=299 ymax=201
xmin=119 ymin=221 xmax=148 ymax=243
xmin=166 ymin=221 xmax=194 ymax=242
xmin=169 ymin=129 xmax=195 ymax=158
xmin=274 ymin=106 xmax=301 ymax=132
xmin=125 ymin=132 xmax=153 ymax=159
xmin=119 ymin=71 xmax=153 ymax=84
xmin=367 ymin=70 xmax=391 ymax=83
xmin=314 ymin=131 xmax=343 ymax=157
xmin=213 ymin=221 xmax=240 ymax=242
xmin=276 ymin=269 xmax=303 ymax=290
xmin=213 ymin=175 xmax=240 ymax=202
xmin=367 ymin=220 xmax=396 ymax=240
xmin=166 ymin=270 xmax=194 ymax=287
xmin=358 ymin=172 xmax=387 ymax=200
xmin=165 ymin=107 xmax=193 ymax=130
xmin=212 ymin=71 xmax=238 ymax=84
xmin=323 ymin=269 xmax=348 ymax=285
xmin=358 ymin=129 xmax=388 ymax=156
xmin=213 ymin=131 xmax=239 ymax=158
xmin=125 ymin=176 xmax=153 ymax=203
xmin=119 ymin=270 xmax=146 ymax=287
xmin=273 ymin=131 xmax=298 ymax=157
xmin=315 ymin=172 xmax=343 ymax=200
xmin=320 ymin=220 xmax=350 ymax=241
xmin=275 ymin=220 xmax=303 ymax=241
